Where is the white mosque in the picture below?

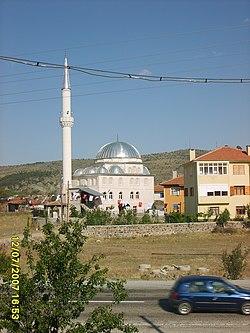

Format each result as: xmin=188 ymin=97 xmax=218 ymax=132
xmin=60 ymin=57 xmax=154 ymax=214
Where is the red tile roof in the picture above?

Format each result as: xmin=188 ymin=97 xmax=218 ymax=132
xmin=161 ymin=176 xmax=184 ymax=187
xmin=154 ymin=184 xmax=164 ymax=192
xmin=194 ymin=146 xmax=250 ymax=162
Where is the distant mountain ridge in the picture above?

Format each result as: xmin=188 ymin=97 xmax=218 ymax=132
xmin=0 ymin=149 xmax=207 ymax=197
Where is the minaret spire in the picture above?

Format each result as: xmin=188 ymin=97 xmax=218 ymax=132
xmin=60 ymin=55 xmax=74 ymax=195
xmin=62 ymin=55 xmax=70 ymax=89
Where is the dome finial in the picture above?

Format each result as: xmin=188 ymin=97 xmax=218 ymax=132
xmin=116 ymin=133 xmax=119 ymax=142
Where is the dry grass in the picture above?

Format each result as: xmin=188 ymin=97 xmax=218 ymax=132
xmin=1 ymin=213 xmax=249 ymax=280
xmin=82 ymin=233 xmax=250 ymax=280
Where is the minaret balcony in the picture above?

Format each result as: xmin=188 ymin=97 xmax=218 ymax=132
xmin=59 ymin=116 xmax=74 ymax=128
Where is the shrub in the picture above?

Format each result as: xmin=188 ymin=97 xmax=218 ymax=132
xmin=221 ymin=243 xmax=249 ymax=279
xmin=216 ymin=208 xmax=230 ymax=228
xmin=85 ymin=209 xmax=112 ymax=225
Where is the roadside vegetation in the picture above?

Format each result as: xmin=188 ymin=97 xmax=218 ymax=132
xmin=0 ymin=220 xmax=138 ymax=333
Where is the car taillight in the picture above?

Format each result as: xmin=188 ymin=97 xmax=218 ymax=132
xmin=172 ymin=291 xmax=178 ymax=300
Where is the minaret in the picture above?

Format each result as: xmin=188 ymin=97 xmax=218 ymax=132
xmin=59 ymin=56 xmax=74 ymax=195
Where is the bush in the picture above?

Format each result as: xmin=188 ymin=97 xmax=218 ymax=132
xmin=222 ymin=243 xmax=249 ymax=279
xmin=216 ymin=208 xmax=230 ymax=228
xmin=85 ymin=209 xmax=112 ymax=225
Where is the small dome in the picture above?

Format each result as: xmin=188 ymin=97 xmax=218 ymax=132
xmin=96 ymin=166 xmax=109 ymax=174
xmin=96 ymin=141 xmax=141 ymax=159
xmin=109 ymin=165 xmax=124 ymax=174
xmin=85 ymin=166 xmax=97 ymax=174
xmin=73 ymin=168 xmax=86 ymax=176
xmin=143 ymin=166 xmax=150 ymax=175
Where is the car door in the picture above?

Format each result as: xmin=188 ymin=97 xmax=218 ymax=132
xmin=186 ymin=281 xmax=213 ymax=310
xmin=207 ymin=281 xmax=239 ymax=311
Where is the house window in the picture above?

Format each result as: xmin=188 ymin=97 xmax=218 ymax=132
xmin=199 ymin=162 xmax=228 ymax=175
xmin=236 ymin=206 xmax=245 ymax=215
xmin=234 ymin=186 xmax=245 ymax=195
xmin=103 ymin=192 xmax=107 ymax=199
xmin=130 ymin=192 xmax=134 ymax=199
xmin=118 ymin=192 xmax=123 ymax=199
xmin=190 ymin=187 xmax=194 ymax=196
xmin=209 ymin=207 xmax=219 ymax=216
xmin=170 ymin=187 xmax=180 ymax=196
xmin=233 ymin=165 xmax=245 ymax=175
xmin=135 ymin=191 xmax=139 ymax=199
xmin=184 ymin=188 xmax=188 ymax=196
xmin=109 ymin=191 xmax=113 ymax=200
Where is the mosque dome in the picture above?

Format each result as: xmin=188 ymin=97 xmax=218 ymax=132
xmin=96 ymin=166 xmax=109 ymax=174
xmin=143 ymin=166 xmax=150 ymax=175
xmin=96 ymin=141 xmax=141 ymax=159
xmin=73 ymin=168 xmax=86 ymax=177
xmin=109 ymin=165 xmax=124 ymax=174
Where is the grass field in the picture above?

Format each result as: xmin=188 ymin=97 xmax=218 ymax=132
xmin=1 ymin=212 xmax=250 ymax=280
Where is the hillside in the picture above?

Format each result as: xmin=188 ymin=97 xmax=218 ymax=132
xmin=0 ymin=149 xmax=207 ymax=197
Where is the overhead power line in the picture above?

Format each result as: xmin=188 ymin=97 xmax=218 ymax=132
xmin=0 ymin=55 xmax=249 ymax=84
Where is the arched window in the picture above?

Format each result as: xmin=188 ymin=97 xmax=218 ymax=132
xmin=130 ymin=192 xmax=134 ymax=199
xmin=118 ymin=177 xmax=123 ymax=186
xmin=109 ymin=177 xmax=113 ymax=185
xmin=103 ymin=192 xmax=107 ymax=199
xmin=136 ymin=178 xmax=140 ymax=186
xmin=102 ymin=177 xmax=107 ymax=185
xmin=136 ymin=191 xmax=139 ymax=199
xmin=109 ymin=191 xmax=113 ymax=200
xmin=130 ymin=178 xmax=134 ymax=185
xmin=119 ymin=192 xmax=123 ymax=199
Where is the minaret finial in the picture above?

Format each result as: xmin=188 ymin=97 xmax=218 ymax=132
xmin=62 ymin=54 xmax=70 ymax=89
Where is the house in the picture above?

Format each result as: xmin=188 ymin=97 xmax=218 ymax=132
xmin=154 ymin=184 xmax=164 ymax=201
xmin=160 ymin=174 xmax=184 ymax=213
xmin=183 ymin=145 xmax=250 ymax=218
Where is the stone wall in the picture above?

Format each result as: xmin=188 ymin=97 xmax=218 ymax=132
xmin=83 ymin=221 xmax=243 ymax=238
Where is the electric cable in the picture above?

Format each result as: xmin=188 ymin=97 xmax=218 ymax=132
xmin=0 ymin=55 xmax=249 ymax=84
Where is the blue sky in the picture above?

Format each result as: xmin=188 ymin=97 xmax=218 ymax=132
xmin=0 ymin=0 xmax=249 ymax=166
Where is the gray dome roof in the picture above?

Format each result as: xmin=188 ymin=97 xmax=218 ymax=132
xmin=96 ymin=166 xmax=109 ymax=174
xmin=143 ymin=166 xmax=150 ymax=175
xmin=109 ymin=165 xmax=124 ymax=174
xmin=96 ymin=141 xmax=141 ymax=159
xmin=73 ymin=168 xmax=86 ymax=176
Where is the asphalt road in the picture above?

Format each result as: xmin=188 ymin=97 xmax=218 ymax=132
xmin=78 ymin=280 xmax=250 ymax=333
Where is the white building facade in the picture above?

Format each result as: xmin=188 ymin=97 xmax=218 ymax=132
xmin=72 ymin=141 xmax=154 ymax=214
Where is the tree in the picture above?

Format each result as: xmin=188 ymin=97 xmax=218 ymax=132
xmin=222 ymin=243 xmax=249 ymax=279
xmin=0 ymin=220 xmax=138 ymax=333
xmin=216 ymin=208 xmax=230 ymax=228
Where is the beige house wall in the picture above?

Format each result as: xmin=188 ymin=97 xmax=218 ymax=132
xmin=184 ymin=158 xmax=250 ymax=218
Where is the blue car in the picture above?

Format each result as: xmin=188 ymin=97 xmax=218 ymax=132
xmin=169 ymin=275 xmax=250 ymax=315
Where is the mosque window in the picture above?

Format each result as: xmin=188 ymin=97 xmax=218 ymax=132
xmin=136 ymin=191 xmax=139 ymax=199
xmin=130 ymin=192 xmax=134 ymax=199
xmin=103 ymin=192 xmax=107 ymax=199
xmin=136 ymin=178 xmax=140 ymax=186
xmin=102 ymin=177 xmax=107 ymax=185
xmin=128 ymin=167 xmax=132 ymax=173
xmin=132 ymin=166 xmax=137 ymax=173
xmin=119 ymin=192 xmax=123 ymax=199
xmin=130 ymin=178 xmax=134 ymax=185
xmin=109 ymin=192 xmax=113 ymax=200
xmin=118 ymin=177 xmax=123 ymax=186
xmin=109 ymin=177 xmax=113 ymax=185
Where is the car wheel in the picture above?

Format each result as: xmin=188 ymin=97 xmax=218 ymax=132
xmin=241 ymin=302 xmax=250 ymax=315
xmin=177 ymin=301 xmax=192 ymax=315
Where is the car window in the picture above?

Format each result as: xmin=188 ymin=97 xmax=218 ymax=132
xmin=187 ymin=281 xmax=208 ymax=293
xmin=210 ymin=281 xmax=230 ymax=294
